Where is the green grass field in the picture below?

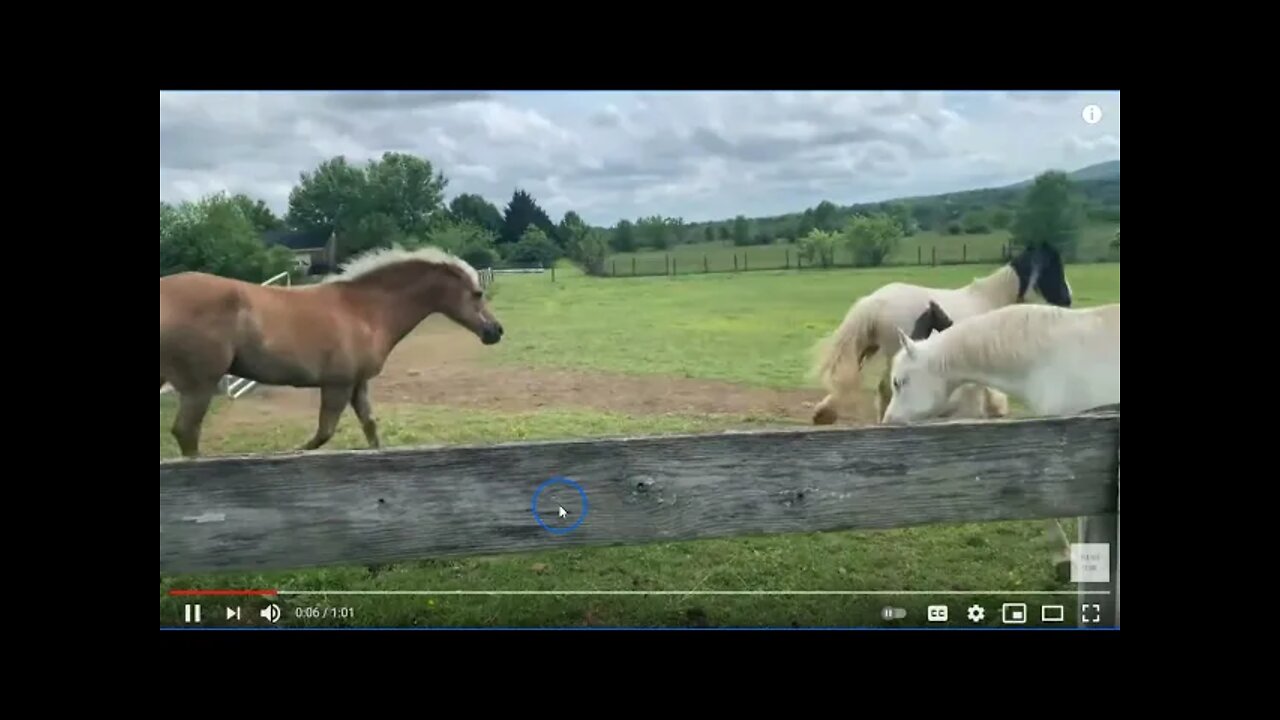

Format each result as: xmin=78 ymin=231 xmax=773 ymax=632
xmin=604 ymin=223 xmax=1120 ymax=277
xmin=160 ymin=260 xmax=1120 ymax=629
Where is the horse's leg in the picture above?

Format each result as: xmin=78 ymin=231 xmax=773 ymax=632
xmin=1046 ymin=518 xmax=1073 ymax=582
xmin=302 ymin=384 xmax=354 ymax=451
xmin=875 ymin=366 xmax=893 ymax=422
xmin=172 ymin=388 xmax=214 ymax=459
xmin=350 ymin=380 xmax=380 ymax=449
xmin=813 ymin=394 xmax=839 ymax=425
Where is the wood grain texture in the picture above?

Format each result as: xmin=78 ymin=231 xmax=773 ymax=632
xmin=1077 ymin=437 xmax=1120 ymax=628
xmin=160 ymin=411 xmax=1121 ymax=574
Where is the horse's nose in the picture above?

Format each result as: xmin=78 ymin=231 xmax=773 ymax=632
xmin=481 ymin=321 xmax=504 ymax=345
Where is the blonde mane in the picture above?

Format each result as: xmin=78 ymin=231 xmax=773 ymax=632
xmin=322 ymin=245 xmax=481 ymax=290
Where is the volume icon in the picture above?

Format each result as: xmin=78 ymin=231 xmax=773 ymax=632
xmin=260 ymin=604 xmax=281 ymax=623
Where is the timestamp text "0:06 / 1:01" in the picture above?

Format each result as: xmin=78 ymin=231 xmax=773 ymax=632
xmin=294 ymin=606 xmax=357 ymax=620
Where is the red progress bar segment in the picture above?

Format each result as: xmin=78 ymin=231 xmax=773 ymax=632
xmin=168 ymin=589 xmax=278 ymax=597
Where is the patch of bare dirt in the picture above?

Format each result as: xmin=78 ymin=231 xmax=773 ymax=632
xmin=205 ymin=316 xmax=881 ymax=432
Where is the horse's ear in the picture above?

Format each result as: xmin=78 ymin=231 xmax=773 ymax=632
xmin=896 ymin=327 xmax=917 ymax=360
xmin=928 ymin=301 xmax=953 ymax=331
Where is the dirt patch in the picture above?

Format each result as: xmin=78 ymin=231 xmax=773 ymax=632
xmin=205 ymin=316 xmax=881 ymax=433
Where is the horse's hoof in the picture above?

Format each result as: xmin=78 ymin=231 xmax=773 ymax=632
xmin=813 ymin=407 xmax=837 ymax=425
xmin=1055 ymin=559 xmax=1072 ymax=584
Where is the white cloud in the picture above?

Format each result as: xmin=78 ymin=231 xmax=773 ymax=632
xmin=159 ymin=90 xmax=1120 ymax=226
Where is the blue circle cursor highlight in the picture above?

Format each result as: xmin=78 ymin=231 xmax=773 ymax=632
xmin=532 ymin=475 xmax=588 ymax=535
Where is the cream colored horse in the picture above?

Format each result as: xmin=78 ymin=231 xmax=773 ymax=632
xmin=907 ymin=300 xmax=1010 ymax=420
xmin=883 ymin=301 xmax=1120 ymax=575
xmin=810 ymin=243 xmax=1072 ymax=425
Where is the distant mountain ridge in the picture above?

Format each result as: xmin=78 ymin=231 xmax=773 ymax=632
xmin=667 ymin=159 xmax=1120 ymax=244
xmin=1005 ymin=159 xmax=1120 ymax=189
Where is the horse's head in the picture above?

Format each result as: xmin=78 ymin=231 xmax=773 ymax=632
xmin=909 ymin=300 xmax=954 ymax=341
xmin=1010 ymin=243 xmax=1072 ymax=307
xmin=326 ymin=245 xmax=505 ymax=345
xmin=882 ymin=327 xmax=951 ymax=424
xmin=436 ymin=264 xmax=504 ymax=345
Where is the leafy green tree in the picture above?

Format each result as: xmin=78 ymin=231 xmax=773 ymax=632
xmin=637 ymin=215 xmax=675 ymax=250
xmin=420 ymin=219 xmax=499 ymax=269
xmin=501 ymin=189 xmax=558 ymax=247
xmin=843 ymin=213 xmax=903 ymax=267
xmin=505 ymin=225 xmax=562 ymax=267
xmin=610 ymin=219 xmax=637 ymax=252
xmin=812 ymin=200 xmax=839 ymax=232
xmin=731 ymin=215 xmax=752 ymax=246
xmin=286 ymin=156 xmax=368 ymax=241
xmin=286 ymin=153 xmax=448 ymax=261
xmin=962 ymin=210 xmax=990 ymax=234
xmin=160 ymin=192 xmax=295 ymax=281
xmin=228 ymin=193 xmax=285 ymax=234
xmin=567 ymin=228 xmax=610 ymax=276
xmin=1011 ymin=171 xmax=1084 ymax=260
xmin=884 ymin=202 xmax=915 ymax=236
xmin=558 ymin=211 xmax=588 ymax=248
xmin=362 ymin=152 xmax=449 ymax=240
xmin=449 ymin=193 xmax=504 ymax=236
xmin=798 ymin=229 xmax=839 ymax=268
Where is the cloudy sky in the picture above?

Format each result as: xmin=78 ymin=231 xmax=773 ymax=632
xmin=159 ymin=90 xmax=1120 ymax=227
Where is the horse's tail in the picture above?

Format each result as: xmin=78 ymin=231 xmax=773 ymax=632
xmin=810 ymin=295 xmax=884 ymax=396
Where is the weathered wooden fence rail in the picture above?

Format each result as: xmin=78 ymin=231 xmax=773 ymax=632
xmin=160 ymin=410 xmax=1120 ymax=628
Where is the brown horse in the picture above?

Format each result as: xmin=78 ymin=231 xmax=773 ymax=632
xmin=159 ymin=245 xmax=504 ymax=458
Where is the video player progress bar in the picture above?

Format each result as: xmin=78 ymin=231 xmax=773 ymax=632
xmin=269 ymin=590 xmax=1111 ymax=596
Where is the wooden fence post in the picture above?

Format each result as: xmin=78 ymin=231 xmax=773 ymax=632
xmin=704 ymin=255 xmax=708 ymax=273
xmin=931 ymin=247 xmax=936 ymax=266
xmin=1077 ymin=438 xmax=1120 ymax=628
xmin=786 ymin=248 xmax=791 ymax=269
xmin=632 ymin=257 xmax=636 ymax=275
xmin=918 ymin=246 xmax=922 ymax=265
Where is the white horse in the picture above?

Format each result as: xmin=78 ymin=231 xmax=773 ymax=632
xmin=907 ymin=299 xmax=1010 ymax=419
xmin=810 ymin=243 xmax=1073 ymax=425
xmin=882 ymin=300 xmax=1120 ymax=575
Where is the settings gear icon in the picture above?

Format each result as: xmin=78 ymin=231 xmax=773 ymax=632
xmin=966 ymin=604 xmax=986 ymax=622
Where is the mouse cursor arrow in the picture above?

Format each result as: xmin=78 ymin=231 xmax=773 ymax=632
xmin=557 ymin=506 xmax=568 ymax=518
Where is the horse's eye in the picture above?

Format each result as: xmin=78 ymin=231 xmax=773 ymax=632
xmin=473 ymin=290 xmax=483 ymax=300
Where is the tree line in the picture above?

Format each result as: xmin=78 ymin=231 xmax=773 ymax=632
xmin=160 ymin=152 xmax=614 ymax=281
xmin=783 ymin=169 xmax=1100 ymax=270
xmin=160 ymin=151 xmax=1111 ymax=282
